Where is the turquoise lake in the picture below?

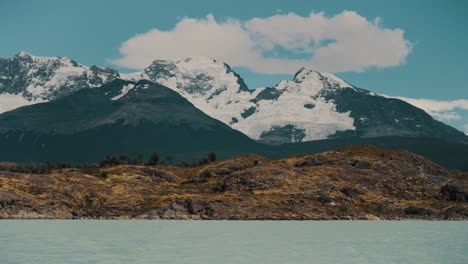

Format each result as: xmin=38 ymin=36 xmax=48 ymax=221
xmin=0 ymin=221 xmax=467 ymax=264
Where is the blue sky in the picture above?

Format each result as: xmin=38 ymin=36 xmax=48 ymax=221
xmin=1 ymin=0 xmax=467 ymax=132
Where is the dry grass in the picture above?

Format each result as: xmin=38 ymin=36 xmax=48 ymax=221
xmin=0 ymin=146 xmax=466 ymax=220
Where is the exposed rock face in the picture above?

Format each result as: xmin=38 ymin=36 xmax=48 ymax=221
xmin=441 ymin=182 xmax=468 ymax=202
xmin=0 ymin=146 xmax=466 ymax=220
xmin=404 ymin=206 xmax=440 ymax=216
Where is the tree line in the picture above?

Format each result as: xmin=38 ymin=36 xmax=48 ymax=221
xmin=98 ymin=151 xmax=216 ymax=167
xmin=0 ymin=151 xmax=218 ymax=174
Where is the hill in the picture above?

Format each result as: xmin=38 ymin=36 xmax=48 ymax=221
xmin=0 ymin=146 xmax=466 ymax=220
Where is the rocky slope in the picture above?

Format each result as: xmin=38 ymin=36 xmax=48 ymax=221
xmin=0 ymin=146 xmax=466 ymax=220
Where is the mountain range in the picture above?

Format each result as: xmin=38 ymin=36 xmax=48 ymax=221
xmin=1 ymin=52 xmax=466 ymax=144
xmin=0 ymin=52 xmax=467 ymax=169
xmin=132 ymin=58 xmax=467 ymax=144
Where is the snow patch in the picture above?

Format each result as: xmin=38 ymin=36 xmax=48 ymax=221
xmin=0 ymin=93 xmax=46 ymax=113
xmin=111 ymin=84 xmax=135 ymax=100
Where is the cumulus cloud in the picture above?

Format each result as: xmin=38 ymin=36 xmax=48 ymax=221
xmin=113 ymin=11 xmax=412 ymax=74
xmin=385 ymin=96 xmax=468 ymax=122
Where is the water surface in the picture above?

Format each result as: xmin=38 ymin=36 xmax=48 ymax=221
xmin=0 ymin=221 xmax=467 ymax=264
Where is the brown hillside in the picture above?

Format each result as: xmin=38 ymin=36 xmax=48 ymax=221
xmin=0 ymin=146 xmax=467 ymax=220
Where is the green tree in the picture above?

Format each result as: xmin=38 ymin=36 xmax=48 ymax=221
xmin=198 ymin=158 xmax=209 ymax=166
xmin=147 ymin=152 xmax=160 ymax=165
xmin=136 ymin=154 xmax=144 ymax=165
xmin=99 ymin=155 xmax=120 ymax=167
xmin=165 ymin=155 xmax=174 ymax=165
xmin=180 ymin=161 xmax=190 ymax=168
xmin=208 ymin=152 xmax=217 ymax=163
xmin=119 ymin=154 xmax=129 ymax=164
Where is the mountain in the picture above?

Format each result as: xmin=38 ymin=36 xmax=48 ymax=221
xmin=137 ymin=60 xmax=468 ymax=144
xmin=1 ymin=146 xmax=467 ymax=220
xmin=0 ymin=51 xmax=119 ymax=113
xmin=129 ymin=58 xmax=356 ymax=144
xmin=0 ymin=78 xmax=466 ymax=169
xmin=0 ymin=52 xmax=466 ymax=145
xmin=0 ymin=79 xmax=258 ymax=163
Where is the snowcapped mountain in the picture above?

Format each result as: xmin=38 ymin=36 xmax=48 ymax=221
xmin=133 ymin=59 xmax=356 ymax=143
xmin=0 ymin=52 xmax=466 ymax=145
xmin=136 ymin=58 xmax=467 ymax=144
xmin=0 ymin=51 xmax=119 ymax=113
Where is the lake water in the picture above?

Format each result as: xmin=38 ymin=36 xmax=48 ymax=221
xmin=0 ymin=221 xmax=467 ymax=264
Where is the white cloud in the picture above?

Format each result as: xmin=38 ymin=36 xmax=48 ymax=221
xmin=430 ymin=111 xmax=462 ymax=122
xmin=385 ymin=95 xmax=468 ymax=122
xmin=113 ymin=11 xmax=412 ymax=74
xmin=463 ymin=124 xmax=468 ymax=135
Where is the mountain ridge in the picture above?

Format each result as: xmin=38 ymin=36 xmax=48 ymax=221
xmin=0 ymin=52 xmax=466 ymax=145
xmin=136 ymin=59 xmax=467 ymax=144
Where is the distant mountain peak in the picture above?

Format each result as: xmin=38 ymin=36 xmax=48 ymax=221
xmin=151 ymin=56 xmax=218 ymax=64
xmin=292 ymin=67 xmax=352 ymax=89
xmin=0 ymin=52 xmax=119 ymax=112
xmin=141 ymin=56 xmax=248 ymax=96
xmin=15 ymin=50 xmax=32 ymax=58
xmin=146 ymin=56 xmax=232 ymax=75
xmin=13 ymin=51 xmax=75 ymax=65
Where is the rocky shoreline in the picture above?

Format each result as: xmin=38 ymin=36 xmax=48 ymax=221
xmin=1 ymin=146 xmax=467 ymax=220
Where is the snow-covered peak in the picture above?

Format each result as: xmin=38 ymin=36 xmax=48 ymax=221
xmin=273 ymin=67 xmax=354 ymax=98
xmin=15 ymin=51 xmax=32 ymax=59
xmin=150 ymin=56 xmax=221 ymax=69
xmin=293 ymin=67 xmax=316 ymax=80
xmin=0 ymin=51 xmax=120 ymax=113
xmin=293 ymin=67 xmax=352 ymax=88
xmin=156 ymin=56 xmax=220 ymax=68
xmin=14 ymin=51 xmax=76 ymax=66
xmin=141 ymin=56 xmax=248 ymax=97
